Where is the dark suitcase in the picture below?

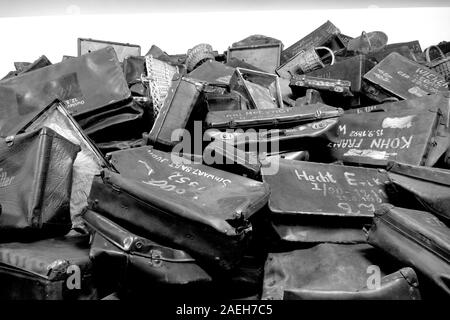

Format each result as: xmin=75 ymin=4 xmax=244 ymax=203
xmin=367 ymin=204 xmax=450 ymax=297
xmin=2 ymin=56 xmax=52 ymax=80
xmin=262 ymin=243 xmax=421 ymax=300
xmin=0 ymin=235 xmax=97 ymax=300
xmin=328 ymin=109 xmax=444 ymax=167
xmin=88 ymin=146 xmax=270 ymax=271
xmin=0 ymin=127 xmax=80 ymax=240
xmin=262 ymin=159 xmax=390 ymax=218
xmin=363 ymin=52 xmax=448 ymax=101
xmin=147 ymin=75 xmax=206 ymax=149
xmin=18 ymin=100 xmax=113 ymax=228
xmin=84 ymin=210 xmax=212 ymax=296
xmin=0 ymin=46 xmax=131 ymax=137
xmin=227 ymin=38 xmax=283 ymax=74
xmin=122 ymin=55 xmax=148 ymax=97
xmin=304 ymin=55 xmax=376 ymax=107
xmin=78 ymin=38 xmax=141 ymax=62
xmin=280 ymin=20 xmax=344 ymax=65
xmin=385 ymin=162 xmax=450 ymax=221
xmin=187 ymin=60 xmax=235 ymax=86
xmin=230 ymin=68 xmax=283 ymax=110
xmin=205 ymin=118 xmax=339 ymax=157
xmin=205 ymin=103 xmax=343 ymax=130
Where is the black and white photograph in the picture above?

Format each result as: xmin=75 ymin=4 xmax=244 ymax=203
xmin=0 ymin=0 xmax=449 ymax=313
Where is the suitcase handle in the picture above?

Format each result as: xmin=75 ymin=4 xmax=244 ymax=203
xmin=425 ymin=45 xmax=445 ymax=62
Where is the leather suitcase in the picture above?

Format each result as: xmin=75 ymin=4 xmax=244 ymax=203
xmin=0 ymin=127 xmax=80 ymax=240
xmin=363 ymin=52 xmax=448 ymax=101
xmin=367 ymin=204 xmax=450 ymax=297
xmin=205 ymin=103 xmax=343 ymax=130
xmin=122 ymin=55 xmax=148 ymax=97
xmin=262 ymin=243 xmax=421 ymax=300
xmin=0 ymin=235 xmax=97 ymax=300
xmin=78 ymin=38 xmax=141 ymax=62
xmin=280 ymin=20 xmax=344 ymax=65
xmin=227 ymin=40 xmax=283 ymax=74
xmin=262 ymin=159 xmax=390 ymax=218
xmin=88 ymin=146 xmax=270 ymax=271
xmin=304 ymin=55 xmax=376 ymax=107
xmin=328 ymin=109 xmax=444 ymax=167
xmin=230 ymin=68 xmax=283 ymax=110
xmin=84 ymin=210 xmax=212 ymax=297
xmin=18 ymin=100 xmax=113 ymax=228
xmin=2 ymin=56 xmax=52 ymax=80
xmin=0 ymin=46 xmax=131 ymax=137
xmin=206 ymin=118 xmax=340 ymax=157
xmin=147 ymin=75 xmax=206 ymax=149
xmin=385 ymin=162 xmax=450 ymax=221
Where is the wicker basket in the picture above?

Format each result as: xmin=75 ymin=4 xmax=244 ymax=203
xmin=425 ymin=45 xmax=450 ymax=83
xmin=296 ymin=46 xmax=335 ymax=74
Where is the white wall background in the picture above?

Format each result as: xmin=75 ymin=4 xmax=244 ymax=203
xmin=0 ymin=7 xmax=449 ymax=75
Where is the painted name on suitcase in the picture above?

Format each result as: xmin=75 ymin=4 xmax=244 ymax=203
xmin=262 ymin=159 xmax=390 ymax=217
xmin=328 ymin=109 xmax=439 ymax=166
xmin=363 ymin=52 xmax=448 ymax=100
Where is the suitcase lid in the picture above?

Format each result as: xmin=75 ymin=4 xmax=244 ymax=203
xmin=227 ymin=42 xmax=283 ymax=74
xmin=230 ymin=68 xmax=283 ymax=110
xmin=0 ymin=236 xmax=91 ymax=281
xmin=0 ymin=46 xmax=131 ymax=136
xmin=18 ymin=99 xmax=113 ymax=171
xmin=105 ymin=146 xmax=270 ymax=235
xmin=78 ymin=38 xmax=141 ymax=62
xmin=386 ymin=161 xmax=450 ymax=187
xmin=328 ymin=108 xmax=442 ymax=166
xmin=363 ymin=52 xmax=448 ymax=100
xmin=187 ymin=60 xmax=235 ymax=86
xmin=262 ymin=159 xmax=390 ymax=218
xmin=205 ymin=103 xmax=343 ymax=129
xmin=83 ymin=210 xmax=196 ymax=262
xmin=374 ymin=205 xmax=450 ymax=264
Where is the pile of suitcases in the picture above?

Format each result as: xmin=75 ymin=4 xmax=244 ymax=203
xmin=0 ymin=21 xmax=449 ymax=300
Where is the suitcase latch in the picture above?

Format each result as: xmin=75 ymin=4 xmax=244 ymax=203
xmin=5 ymin=136 xmax=14 ymax=147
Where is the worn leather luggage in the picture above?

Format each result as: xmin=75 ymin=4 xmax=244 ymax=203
xmin=188 ymin=60 xmax=235 ymax=86
xmin=328 ymin=109 xmax=444 ymax=167
xmin=78 ymin=38 xmax=140 ymax=62
xmin=84 ymin=210 xmax=212 ymax=297
xmin=385 ymin=162 xmax=450 ymax=221
xmin=18 ymin=100 xmax=113 ymax=228
xmin=0 ymin=127 xmax=80 ymax=240
xmin=367 ymin=204 xmax=450 ymax=297
xmin=363 ymin=52 xmax=448 ymax=101
xmin=205 ymin=103 xmax=343 ymax=130
xmin=147 ymin=75 xmax=206 ymax=149
xmin=0 ymin=235 xmax=97 ymax=300
xmin=262 ymin=159 xmax=390 ymax=218
xmin=262 ymin=243 xmax=421 ymax=300
xmin=88 ymin=146 xmax=270 ymax=271
xmin=0 ymin=46 xmax=131 ymax=137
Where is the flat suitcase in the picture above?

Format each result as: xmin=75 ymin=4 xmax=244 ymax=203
xmin=385 ymin=162 xmax=450 ymax=221
xmin=0 ymin=235 xmax=97 ymax=300
xmin=0 ymin=46 xmax=131 ymax=137
xmin=84 ymin=210 xmax=212 ymax=297
xmin=0 ymin=127 xmax=79 ymax=240
xmin=363 ymin=52 xmax=448 ymax=101
xmin=230 ymin=68 xmax=283 ymax=110
xmin=227 ymin=37 xmax=283 ymax=74
xmin=146 ymin=75 xmax=206 ymax=149
xmin=88 ymin=146 xmax=270 ymax=271
xmin=328 ymin=109 xmax=444 ymax=167
xmin=262 ymin=243 xmax=421 ymax=300
xmin=78 ymin=38 xmax=141 ymax=62
xmin=367 ymin=205 xmax=450 ymax=297
xmin=205 ymin=103 xmax=343 ymax=129
xmin=18 ymin=100 xmax=113 ymax=228
xmin=262 ymin=159 xmax=390 ymax=218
